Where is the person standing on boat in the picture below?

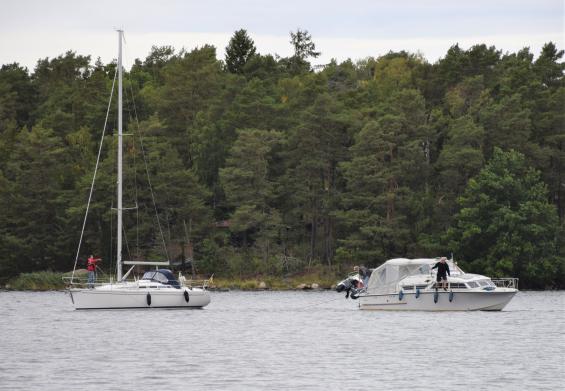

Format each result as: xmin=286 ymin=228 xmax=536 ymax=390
xmin=432 ymin=257 xmax=450 ymax=291
xmin=87 ymin=255 xmax=101 ymax=288
xmin=353 ymin=265 xmax=371 ymax=287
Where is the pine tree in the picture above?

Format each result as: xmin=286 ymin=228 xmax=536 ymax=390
xmin=0 ymin=126 xmax=69 ymax=276
xmin=220 ymin=128 xmax=283 ymax=247
xmin=286 ymin=29 xmax=320 ymax=74
xmin=448 ymin=148 xmax=561 ymax=288
xmin=338 ymin=89 xmax=430 ymax=263
xmin=225 ymin=29 xmax=257 ymax=74
xmin=282 ymin=93 xmax=350 ymax=265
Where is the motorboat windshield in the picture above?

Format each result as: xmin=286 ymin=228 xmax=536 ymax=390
xmin=141 ymin=269 xmax=181 ymax=288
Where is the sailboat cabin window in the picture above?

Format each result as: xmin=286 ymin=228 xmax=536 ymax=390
xmin=142 ymin=271 xmax=157 ymax=280
xmin=154 ymin=273 xmax=169 ymax=284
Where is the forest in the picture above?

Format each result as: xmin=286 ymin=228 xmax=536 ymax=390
xmin=0 ymin=29 xmax=563 ymax=288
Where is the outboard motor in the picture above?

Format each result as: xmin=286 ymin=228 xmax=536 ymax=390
xmin=336 ymin=277 xmax=354 ymax=293
xmin=336 ymin=274 xmax=364 ymax=299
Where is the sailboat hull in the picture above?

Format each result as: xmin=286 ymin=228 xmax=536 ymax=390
xmin=70 ymin=286 xmax=211 ymax=310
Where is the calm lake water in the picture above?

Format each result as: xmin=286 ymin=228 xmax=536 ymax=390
xmin=0 ymin=290 xmax=563 ymax=390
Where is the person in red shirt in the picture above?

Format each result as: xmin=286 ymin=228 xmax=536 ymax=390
xmin=87 ymin=255 xmax=101 ymax=287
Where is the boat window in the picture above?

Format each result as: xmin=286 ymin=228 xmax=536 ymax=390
xmin=142 ymin=271 xmax=156 ymax=280
xmin=467 ymin=281 xmax=478 ymax=288
xmin=415 ymin=285 xmax=428 ymax=290
xmin=418 ymin=265 xmax=431 ymax=274
xmin=154 ymin=272 xmax=169 ymax=283
xmin=402 ymin=285 xmax=413 ymax=290
xmin=449 ymin=283 xmax=467 ymax=289
xmin=478 ymin=280 xmax=489 ymax=287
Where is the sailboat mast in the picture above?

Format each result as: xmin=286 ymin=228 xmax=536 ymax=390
xmin=116 ymin=30 xmax=123 ymax=281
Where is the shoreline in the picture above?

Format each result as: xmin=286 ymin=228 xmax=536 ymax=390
xmin=5 ymin=271 xmax=560 ymax=292
xmin=2 ymin=270 xmax=341 ymax=292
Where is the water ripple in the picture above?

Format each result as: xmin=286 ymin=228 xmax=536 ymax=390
xmin=0 ymin=290 xmax=563 ymax=390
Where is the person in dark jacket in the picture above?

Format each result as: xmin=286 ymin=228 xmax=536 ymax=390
xmin=432 ymin=257 xmax=450 ymax=291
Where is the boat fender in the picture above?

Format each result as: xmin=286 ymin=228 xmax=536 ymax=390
xmin=415 ymin=288 xmax=420 ymax=299
xmin=434 ymin=290 xmax=439 ymax=303
xmin=184 ymin=290 xmax=190 ymax=303
xmin=449 ymin=291 xmax=454 ymax=302
xmin=399 ymin=290 xmax=404 ymax=301
xmin=146 ymin=292 xmax=151 ymax=306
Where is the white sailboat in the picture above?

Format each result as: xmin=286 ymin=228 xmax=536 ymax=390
xmin=67 ymin=30 xmax=211 ymax=310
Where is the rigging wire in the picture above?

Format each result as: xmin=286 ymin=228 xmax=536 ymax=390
xmin=122 ymin=221 xmax=132 ymax=261
xmin=70 ymin=67 xmax=118 ymax=283
xmin=110 ymin=200 xmax=113 ymax=279
xmin=133 ymin=105 xmax=171 ymax=262
xmin=123 ymin=48 xmax=170 ymax=262
xmin=133 ymin=123 xmax=140 ymax=260
xmin=122 ymin=82 xmax=141 ymax=262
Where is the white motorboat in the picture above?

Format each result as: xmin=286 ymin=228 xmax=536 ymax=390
xmin=66 ymin=31 xmax=211 ymax=310
xmin=338 ymin=258 xmax=518 ymax=311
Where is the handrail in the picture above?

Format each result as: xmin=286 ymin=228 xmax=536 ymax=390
xmin=183 ymin=279 xmax=211 ymax=289
xmin=63 ymin=276 xmax=116 ymax=288
xmin=491 ymin=278 xmax=519 ymax=289
xmin=63 ymin=276 xmax=211 ymax=290
xmin=63 ymin=276 xmax=114 ymax=283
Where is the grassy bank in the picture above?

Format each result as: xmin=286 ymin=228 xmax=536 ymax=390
xmin=5 ymin=271 xmax=67 ymax=291
xmin=3 ymin=269 xmax=343 ymax=291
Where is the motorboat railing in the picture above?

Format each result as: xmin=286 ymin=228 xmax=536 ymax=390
xmin=491 ymin=278 xmax=519 ymax=289
xmin=427 ymin=278 xmax=518 ymax=290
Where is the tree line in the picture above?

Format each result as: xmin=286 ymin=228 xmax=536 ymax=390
xmin=0 ymin=29 xmax=563 ymax=288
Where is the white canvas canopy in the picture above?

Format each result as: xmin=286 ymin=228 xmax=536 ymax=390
xmin=367 ymin=258 xmax=460 ymax=294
